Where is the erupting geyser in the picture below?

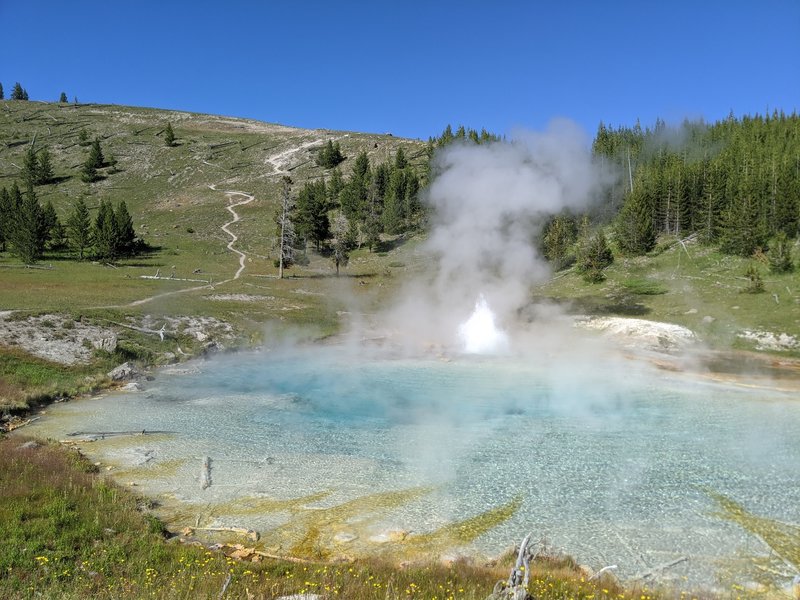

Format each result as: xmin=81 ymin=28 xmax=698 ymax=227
xmin=458 ymin=295 xmax=509 ymax=354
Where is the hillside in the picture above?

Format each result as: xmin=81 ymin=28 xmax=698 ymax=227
xmin=0 ymin=100 xmax=428 ymax=409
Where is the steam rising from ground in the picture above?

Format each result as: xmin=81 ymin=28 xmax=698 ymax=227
xmin=387 ymin=119 xmax=609 ymax=351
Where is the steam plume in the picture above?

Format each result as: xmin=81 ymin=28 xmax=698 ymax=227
xmin=387 ymin=119 xmax=609 ymax=349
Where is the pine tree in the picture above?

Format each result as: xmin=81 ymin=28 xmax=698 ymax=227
xmin=767 ymin=231 xmax=794 ymax=273
xmin=576 ymin=225 xmax=614 ymax=283
xmin=330 ymin=213 xmax=355 ymax=276
xmin=22 ymin=88 xmax=28 ymax=100
xmin=316 ymin=140 xmax=344 ymax=168
xmin=66 ymin=196 xmax=93 ymax=259
xmin=115 ymin=201 xmax=136 ymax=256
xmin=59 ymin=92 xmax=68 ymax=103
xmin=36 ymin=148 xmax=54 ymax=184
xmin=382 ymin=168 xmax=406 ymax=234
xmin=543 ymin=215 xmax=577 ymax=270
xmin=164 ymin=122 xmax=176 ymax=147
xmin=404 ymin=171 xmax=420 ymax=218
xmin=7 ymin=185 xmax=46 ymax=263
xmin=11 ymin=82 xmax=25 ymax=100
xmin=0 ymin=187 xmax=10 ymax=251
xmin=294 ymin=180 xmax=330 ymax=251
xmin=615 ymin=184 xmax=656 ymax=255
xmin=21 ymin=146 xmax=39 ymax=188
xmin=78 ymin=129 xmax=90 ymax=146
xmin=394 ymin=147 xmax=408 ymax=170
xmin=88 ymin=139 xmax=104 ymax=169
xmin=94 ymin=199 xmax=118 ymax=260
xmin=327 ymin=168 xmax=344 ymax=206
xmin=41 ymin=201 xmax=60 ymax=246
xmin=80 ymin=156 xmax=98 ymax=183
xmin=0 ymin=82 xmax=4 ymax=100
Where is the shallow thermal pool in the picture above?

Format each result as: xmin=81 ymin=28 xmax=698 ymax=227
xmin=24 ymin=344 xmax=800 ymax=589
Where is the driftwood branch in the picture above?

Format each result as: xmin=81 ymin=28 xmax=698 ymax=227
xmin=200 ymin=456 xmax=212 ymax=489
xmin=632 ymin=556 xmax=688 ymax=580
xmin=182 ymin=526 xmax=259 ymax=542
xmin=218 ymin=573 xmax=232 ymax=599
xmin=588 ymin=565 xmax=618 ymax=581
xmin=106 ymin=320 xmax=176 ymax=340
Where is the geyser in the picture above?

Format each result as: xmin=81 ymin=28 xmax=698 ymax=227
xmin=458 ymin=295 xmax=509 ymax=354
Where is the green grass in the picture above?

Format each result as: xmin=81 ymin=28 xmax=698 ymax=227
xmin=0 ymin=346 xmax=108 ymax=411
xmin=0 ymin=436 xmax=654 ymax=600
xmin=536 ymin=236 xmax=800 ymax=353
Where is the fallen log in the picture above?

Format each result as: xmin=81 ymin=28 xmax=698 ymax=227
xmin=633 ymin=556 xmax=688 ymax=580
xmin=67 ymin=429 xmax=175 ymax=439
xmin=5 ymin=416 xmax=41 ymax=432
xmin=200 ymin=456 xmax=212 ymax=489
xmin=181 ymin=526 xmax=259 ymax=542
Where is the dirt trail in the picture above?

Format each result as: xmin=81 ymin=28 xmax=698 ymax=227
xmin=211 ymin=184 xmax=254 ymax=280
xmin=104 ymin=138 xmax=339 ymax=309
xmin=265 ymin=135 xmax=349 ymax=175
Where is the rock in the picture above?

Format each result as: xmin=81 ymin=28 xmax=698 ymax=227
xmin=229 ymin=547 xmax=255 ymax=560
xmin=575 ymin=317 xmax=698 ymax=353
xmin=333 ymin=532 xmax=358 ymax=544
xmin=202 ymin=340 xmax=223 ymax=355
xmin=122 ymin=382 xmax=141 ymax=392
xmin=194 ymin=331 xmax=209 ymax=342
xmin=92 ymin=333 xmax=118 ymax=353
xmin=108 ymin=362 xmax=139 ymax=381
xmin=161 ymin=352 xmax=176 ymax=363
xmin=702 ymin=315 xmax=716 ymax=324
xmin=684 ymin=308 xmax=698 ymax=314
xmin=18 ymin=440 xmax=40 ymax=450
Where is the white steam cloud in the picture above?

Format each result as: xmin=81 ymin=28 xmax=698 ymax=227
xmin=387 ymin=119 xmax=610 ymax=350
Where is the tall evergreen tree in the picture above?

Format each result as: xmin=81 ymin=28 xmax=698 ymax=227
xmin=576 ymin=223 xmax=614 ymax=283
xmin=88 ymin=138 xmax=105 ymax=169
xmin=615 ymin=183 xmax=656 ymax=255
xmin=94 ymin=199 xmax=118 ymax=260
xmin=164 ymin=122 xmax=176 ymax=147
xmin=21 ymin=146 xmax=39 ymax=189
xmin=330 ymin=213 xmax=355 ymax=276
xmin=542 ymin=215 xmax=577 ymax=270
xmin=80 ymin=156 xmax=98 ymax=183
xmin=11 ymin=82 xmax=26 ymax=100
xmin=41 ymin=201 xmax=60 ymax=245
xmin=316 ymin=140 xmax=344 ymax=168
xmin=0 ymin=82 xmax=4 ymax=100
xmin=327 ymin=168 xmax=344 ymax=206
xmin=294 ymin=180 xmax=330 ymax=251
xmin=66 ymin=196 xmax=93 ymax=259
xmin=115 ymin=201 xmax=136 ymax=256
xmin=0 ymin=187 xmax=10 ymax=251
xmin=382 ymin=168 xmax=406 ymax=234
xmin=59 ymin=92 xmax=68 ymax=103
xmin=7 ymin=185 xmax=46 ymax=263
xmin=36 ymin=148 xmax=54 ymax=184
xmin=394 ymin=147 xmax=408 ymax=170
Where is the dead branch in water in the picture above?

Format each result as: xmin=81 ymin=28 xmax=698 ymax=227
xmin=632 ymin=556 xmax=688 ymax=580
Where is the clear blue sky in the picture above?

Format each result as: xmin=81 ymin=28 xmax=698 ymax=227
xmin=2 ymin=1 xmax=798 ymax=140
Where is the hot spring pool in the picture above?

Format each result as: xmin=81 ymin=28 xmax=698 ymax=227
xmin=23 ymin=345 xmax=800 ymax=589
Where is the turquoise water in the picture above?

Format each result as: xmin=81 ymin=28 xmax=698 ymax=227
xmin=25 ymin=346 xmax=800 ymax=588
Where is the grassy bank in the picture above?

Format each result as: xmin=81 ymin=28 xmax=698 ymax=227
xmin=0 ymin=435 xmax=649 ymax=600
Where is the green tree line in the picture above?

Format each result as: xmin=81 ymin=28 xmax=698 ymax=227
xmin=592 ymin=112 xmax=800 ymax=256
